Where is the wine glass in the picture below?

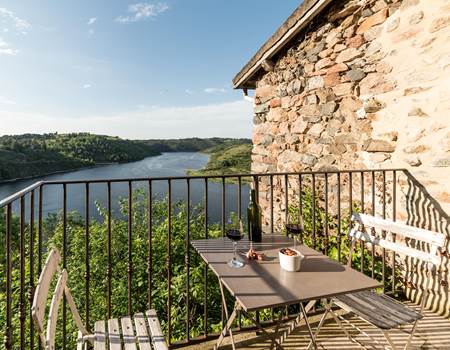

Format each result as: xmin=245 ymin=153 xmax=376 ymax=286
xmin=285 ymin=213 xmax=304 ymax=250
xmin=227 ymin=220 xmax=245 ymax=268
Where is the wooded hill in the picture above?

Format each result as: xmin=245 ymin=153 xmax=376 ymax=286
xmin=0 ymin=133 xmax=251 ymax=181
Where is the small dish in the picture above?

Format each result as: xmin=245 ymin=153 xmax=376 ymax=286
xmin=279 ymin=248 xmax=304 ymax=272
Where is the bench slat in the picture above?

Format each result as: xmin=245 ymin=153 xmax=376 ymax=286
xmin=146 ymin=310 xmax=168 ymax=350
xmin=121 ymin=316 xmax=137 ymax=350
xmin=353 ymin=213 xmax=446 ymax=246
xmin=94 ymin=321 xmax=106 ymax=350
xmin=134 ymin=313 xmax=153 ymax=350
xmin=350 ymin=229 xmax=441 ymax=265
xmin=335 ymin=291 xmax=422 ymax=329
xmin=108 ymin=319 xmax=122 ymax=350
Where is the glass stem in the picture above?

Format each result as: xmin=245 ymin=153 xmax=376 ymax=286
xmin=233 ymin=241 xmax=237 ymax=261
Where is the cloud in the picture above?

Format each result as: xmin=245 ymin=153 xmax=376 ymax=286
xmin=0 ymin=8 xmax=31 ymax=34
xmin=0 ymin=96 xmax=16 ymax=105
xmin=204 ymin=87 xmax=227 ymax=94
xmin=185 ymin=89 xmax=195 ymax=95
xmin=116 ymin=2 xmax=169 ymax=23
xmin=87 ymin=17 xmax=97 ymax=25
xmin=0 ymin=100 xmax=253 ymax=139
xmin=0 ymin=36 xmax=17 ymax=56
xmin=83 ymin=83 xmax=92 ymax=89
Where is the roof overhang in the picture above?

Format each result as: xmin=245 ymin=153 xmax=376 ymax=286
xmin=232 ymin=0 xmax=334 ymax=90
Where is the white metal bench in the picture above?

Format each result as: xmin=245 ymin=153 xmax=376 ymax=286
xmin=311 ymin=213 xmax=446 ymax=350
xmin=31 ymin=248 xmax=168 ymax=350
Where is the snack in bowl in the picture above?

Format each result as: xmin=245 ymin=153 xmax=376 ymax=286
xmin=279 ymin=248 xmax=304 ymax=272
xmin=246 ymin=249 xmax=265 ymax=261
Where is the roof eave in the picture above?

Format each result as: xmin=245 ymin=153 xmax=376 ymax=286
xmin=232 ymin=0 xmax=334 ymax=90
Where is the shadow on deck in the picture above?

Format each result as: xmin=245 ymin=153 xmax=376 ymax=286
xmin=183 ymin=301 xmax=450 ymax=349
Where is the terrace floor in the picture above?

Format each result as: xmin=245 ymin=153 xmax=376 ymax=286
xmin=184 ymin=301 xmax=450 ymax=350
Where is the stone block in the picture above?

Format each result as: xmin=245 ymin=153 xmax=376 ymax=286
xmin=405 ymin=155 xmax=422 ymax=166
xmin=333 ymin=82 xmax=354 ymax=96
xmin=347 ymin=69 xmax=366 ymax=82
xmin=320 ymin=102 xmax=337 ymax=116
xmin=363 ymin=139 xmax=396 ymax=152
xmin=409 ymin=11 xmax=424 ymax=25
xmin=328 ymin=63 xmax=349 ymax=74
xmin=270 ymin=98 xmax=281 ymax=108
xmin=364 ymin=98 xmax=386 ymax=112
xmin=408 ymin=107 xmax=429 ymax=117
xmin=254 ymin=102 xmax=269 ymax=114
xmin=291 ymin=119 xmax=308 ymax=134
xmin=315 ymin=57 xmax=334 ymax=70
xmin=302 ymin=154 xmax=318 ymax=167
xmin=324 ymin=72 xmax=341 ymax=87
xmin=335 ymin=133 xmax=357 ymax=144
xmin=431 ymin=156 xmax=450 ymax=167
xmin=386 ymin=17 xmax=400 ymax=32
xmin=346 ymin=35 xmax=365 ymax=49
xmin=359 ymin=73 xmax=396 ymax=95
xmin=403 ymin=144 xmax=428 ymax=154
xmin=306 ymin=76 xmax=325 ymax=91
xmin=255 ymin=86 xmax=275 ymax=99
xmin=357 ymin=9 xmax=389 ymax=34
xmin=336 ymin=47 xmax=363 ymax=63
xmin=308 ymin=123 xmax=324 ymax=137
xmin=429 ymin=16 xmax=450 ymax=33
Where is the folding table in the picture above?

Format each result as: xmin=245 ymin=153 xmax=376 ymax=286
xmin=191 ymin=235 xmax=381 ymax=349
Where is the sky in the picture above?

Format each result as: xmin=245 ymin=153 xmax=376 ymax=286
xmin=0 ymin=1 xmax=300 ymax=139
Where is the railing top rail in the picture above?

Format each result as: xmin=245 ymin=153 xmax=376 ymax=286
xmin=0 ymin=168 xmax=407 ymax=208
xmin=40 ymin=168 xmax=406 ymax=185
xmin=0 ymin=181 xmax=44 ymax=208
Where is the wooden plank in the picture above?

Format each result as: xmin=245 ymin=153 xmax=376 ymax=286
xmin=94 ymin=321 xmax=107 ymax=350
xmin=46 ymin=269 xmax=67 ymax=350
xmin=108 ymin=318 xmax=122 ymax=350
xmin=120 ymin=316 xmax=137 ymax=350
xmin=352 ymin=213 xmax=446 ymax=247
xmin=133 ymin=313 xmax=152 ymax=350
xmin=32 ymin=249 xmax=61 ymax=333
xmin=65 ymin=283 xmax=90 ymax=338
xmin=335 ymin=291 xmax=421 ymax=330
xmin=146 ymin=310 xmax=168 ymax=350
xmin=77 ymin=331 xmax=85 ymax=350
xmin=350 ymin=230 xmax=441 ymax=266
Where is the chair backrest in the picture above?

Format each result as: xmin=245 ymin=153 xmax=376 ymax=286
xmin=348 ymin=213 xmax=446 ymax=269
xmin=32 ymin=248 xmax=91 ymax=350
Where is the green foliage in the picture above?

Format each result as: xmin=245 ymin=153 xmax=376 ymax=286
xmin=187 ymin=143 xmax=252 ymax=178
xmin=0 ymin=134 xmax=251 ymax=181
xmin=0 ymin=191 xmax=226 ymax=348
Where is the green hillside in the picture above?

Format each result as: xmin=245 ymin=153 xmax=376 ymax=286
xmin=0 ymin=133 xmax=251 ymax=181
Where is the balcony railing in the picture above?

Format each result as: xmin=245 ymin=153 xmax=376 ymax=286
xmin=1 ymin=168 xmax=438 ymax=349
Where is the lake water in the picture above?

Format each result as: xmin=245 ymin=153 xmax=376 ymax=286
xmin=0 ymin=152 xmax=250 ymax=223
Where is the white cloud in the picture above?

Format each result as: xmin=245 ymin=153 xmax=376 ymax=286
xmin=88 ymin=17 xmax=97 ymax=25
xmin=185 ymin=89 xmax=195 ymax=95
xmin=116 ymin=2 xmax=169 ymax=23
xmin=83 ymin=83 xmax=92 ymax=89
xmin=0 ymin=8 xmax=31 ymax=34
xmin=204 ymin=87 xmax=227 ymax=94
xmin=0 ymin=36 xmax=17 ymax=56
xmin=0 ymin=96 xmax=16 ymax=105
xmin=0 ymin=100 xmax=253 ymax=139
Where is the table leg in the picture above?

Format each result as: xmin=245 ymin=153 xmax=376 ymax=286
xmin=214 ymin=280 xmax=239 ymax=350
xmin=269 ymin=312 xmax=284 ymax=350
xmin=301 ymin=303 xmax=318 ymax=350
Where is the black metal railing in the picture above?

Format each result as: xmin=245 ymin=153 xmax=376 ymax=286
xmin=0 ymin=169 xmax=406 ymax=349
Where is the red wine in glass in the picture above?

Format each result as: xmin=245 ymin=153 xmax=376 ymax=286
xmin=285 ymin=215 xmax=304 ymax=250
xmin=227 ymin=226 xmax=244 ymax=268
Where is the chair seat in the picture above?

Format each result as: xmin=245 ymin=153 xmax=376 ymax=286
xmin=86 ymin=309 xmax=168 ymax=350
xmin=334 ymin=290 xmax=422 ymax=330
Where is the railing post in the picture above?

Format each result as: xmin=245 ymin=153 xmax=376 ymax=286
xmin=5 ymin=203 xmax=12 ymax=350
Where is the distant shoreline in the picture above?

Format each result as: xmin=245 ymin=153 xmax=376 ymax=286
xmin=0 ymin=162 xmax=118 ymax=184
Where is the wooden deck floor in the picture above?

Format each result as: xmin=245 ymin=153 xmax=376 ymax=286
xmin=183 ymin=302 xmax=450 ymax=350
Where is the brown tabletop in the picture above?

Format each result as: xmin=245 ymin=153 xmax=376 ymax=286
xmin=191 ymin=235 xmax=382 ymax=312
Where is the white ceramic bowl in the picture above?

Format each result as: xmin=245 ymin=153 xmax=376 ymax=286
xmin=279 ymin=248 xmax=304 ymax=272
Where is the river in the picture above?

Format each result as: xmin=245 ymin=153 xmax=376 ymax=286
xmin=0 ymin=152 xmax=250 ymax=223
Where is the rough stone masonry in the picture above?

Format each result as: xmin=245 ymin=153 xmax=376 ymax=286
xmin=249 ymin=0 xmax=450 ymax=315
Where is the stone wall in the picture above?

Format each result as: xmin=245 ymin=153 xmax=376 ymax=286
xmin=251 ymin=0 xmax=450 ymax=315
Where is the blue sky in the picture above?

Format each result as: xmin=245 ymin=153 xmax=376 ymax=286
xmin=0 ymin=1 xmax=300 ymax=139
